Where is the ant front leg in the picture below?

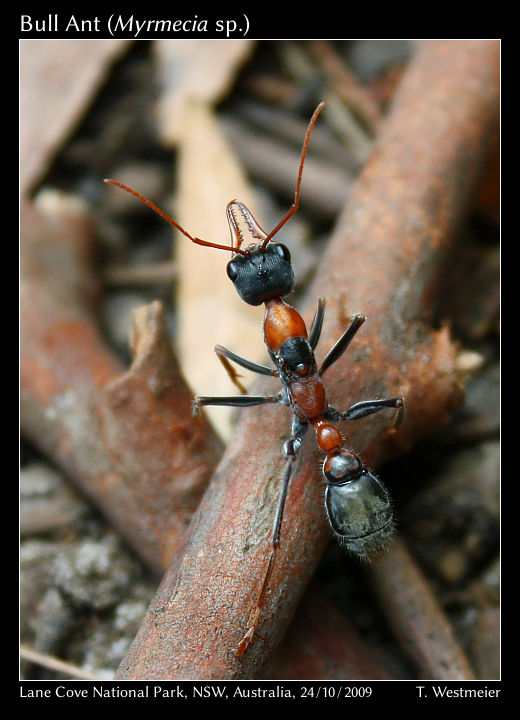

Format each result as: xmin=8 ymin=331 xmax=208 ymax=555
xmin=214 ymin=344 xmax=278 ymax=395
xmin=308 ymin=298 xmax=327 ymax=350
xmin=319 ymin=313 xmax=366 ymax=376
xmin=326 ymin=397 xmax=405 ymax=428
xmin=193 ymin=394 xmax=280 ymax=416
xmin=236 ymin=418 xmax=308 ymax=657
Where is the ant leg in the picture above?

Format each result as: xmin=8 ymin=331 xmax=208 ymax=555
xmin=193 ymin=394 xmax=280 ymax=416
xmin=319 ymin=314 xmax=366 ymax=376
xmin=274 ymin=418 xmax=308 ymax=546
xmin=326 ymin=397 xmax=405 ymax=427
xmin=308 ymin=298 xmax=327 ymax=350
xmin=236 ymin=419 xmax=308 ymax=656
xmin=214 ymin=344 xmax=278 ymax=395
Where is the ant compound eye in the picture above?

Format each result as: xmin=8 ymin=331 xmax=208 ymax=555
xmin=324 ymin=451 xmax=363 ymax=484
xmin=274 ymin=243 xmax=291 ymax=262
xmin=226 ymin=260 xmax=238 ymax=282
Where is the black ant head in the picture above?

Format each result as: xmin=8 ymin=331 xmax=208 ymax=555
xmin=224 ymin=201 xmax=295 ymax=306
xmin=226 ymin=243 xmax=295 ymax=306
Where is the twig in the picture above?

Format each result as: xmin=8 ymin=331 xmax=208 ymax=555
xmin=20 ymin=190 xmax=394 ymax=684
xmin=261 ymin=584 xmax=394 ymax=680
xmin=367 ymin=537 xmax=475 ymax=679
xmin=20 ymin=198 xmax=222 ymax=575
xmin=278 ymin=42 xmax=374 ymax=161
xmin=309 ymin=40 xmax=383 ymax=134
xmin=20 ymin=645 xmax=101 ymax=681
xmin=222 ymin=117 xmax=352 ymax=218
xmin=102 ymin=260 xmax=177 ymax=287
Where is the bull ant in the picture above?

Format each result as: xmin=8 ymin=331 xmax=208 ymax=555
xmin=105 ymin=101 xmax=404 ymax=655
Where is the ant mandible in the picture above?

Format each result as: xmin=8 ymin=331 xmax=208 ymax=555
xmin=105 ymin=101 xmax=404 ymax=655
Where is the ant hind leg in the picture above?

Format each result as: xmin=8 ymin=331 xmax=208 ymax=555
xmin=236 ymin=419 xmax=308 ymax=656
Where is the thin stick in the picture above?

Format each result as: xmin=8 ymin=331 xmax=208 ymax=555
xmin=20 ymin=644 xmax=101 ymax=680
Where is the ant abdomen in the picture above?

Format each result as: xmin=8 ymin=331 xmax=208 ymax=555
xmin=324 ymin=453 xmax=394 ymax=559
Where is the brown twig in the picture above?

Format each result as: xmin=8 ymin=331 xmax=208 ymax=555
xmin=20 ymin=197 xmax=222 ymax=575
xmin=102 ymin=260 xmax=177 ymax=287
xmin=115 ymin=40 xmax=499 ymax=680
xmin=222 ymin=116 xmax=352 ymax=218
xmin=261 ymin=584 xmax=394 ymax=680
xmin=20 ymin=645 xmax=101 ymax=681
xmin=367 ymin=537 xmax=475 ymax=679
xmin=308 ymin=40 xmax=384 ymax=134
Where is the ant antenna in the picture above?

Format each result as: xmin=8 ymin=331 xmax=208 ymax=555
xmin=260 ymin=101 xmax=326 ymax=249
xmin=103 ymin=179 xmax=248 ymax=256
xmin=105 ymin=100 xmax=324 ymax=255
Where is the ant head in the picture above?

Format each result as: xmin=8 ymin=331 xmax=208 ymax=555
xmin=225 ymin=201 xmax=295 ymax=306
xmin=226 ymin=242 xmax=295 ymax=306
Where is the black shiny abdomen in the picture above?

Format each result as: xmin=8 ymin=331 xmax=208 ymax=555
xmin=324 ymin=470 xmax=393 ymax=559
